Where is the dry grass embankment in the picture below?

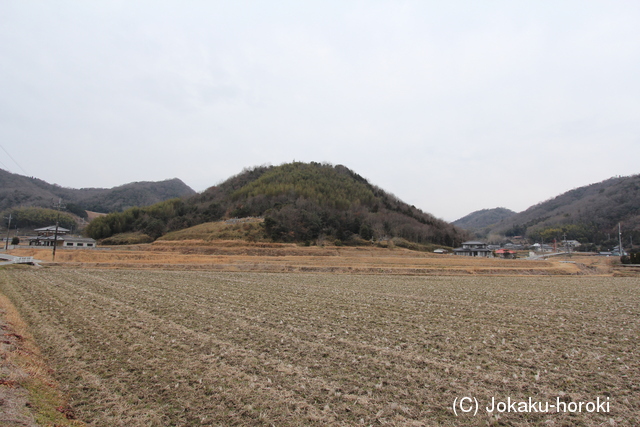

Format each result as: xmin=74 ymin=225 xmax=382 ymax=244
xmin=6 ymin=241 xmax=616 ymax=276
xmin=159 ymin=218 xmax=265 ymax=242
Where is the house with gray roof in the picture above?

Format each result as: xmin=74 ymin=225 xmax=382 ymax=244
xmin=453 ymin=240 xmax=493 ymax=257
xmin=28 ymin=225 xmax=96 ymax=248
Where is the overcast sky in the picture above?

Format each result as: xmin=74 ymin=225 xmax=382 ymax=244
xmin=2 ymin=1 xmax=639 ymax=221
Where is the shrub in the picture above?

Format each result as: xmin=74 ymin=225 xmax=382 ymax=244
xmin=621 ymin=252 xmax=640 ymax=264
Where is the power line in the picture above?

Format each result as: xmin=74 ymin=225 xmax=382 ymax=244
xmin=0 ymin=143 xmax=29 ymax=175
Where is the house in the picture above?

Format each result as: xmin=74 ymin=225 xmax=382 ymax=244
xmin=561 ymin=240 xmax=581 ymax=248
xmin=504 ymin=243 xmax=524 ymax=250
xmin=29 ymin=226 xmax=70 ymax=247
xmin=530 ymin=243 xmax=554 ymax=253
xmin=28 ymin=226 xmax=96 ymax=248
xmin=612 ymin=245 xmax=628 ymax=256
xmin=453 ymin=241 xmax=492 ymax=257
xmin=33 ymin=225 xmax=70 ymax=236
xmin=495 ymin=248 xmax=516 ymax=259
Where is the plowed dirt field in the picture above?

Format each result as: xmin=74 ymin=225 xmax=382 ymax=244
xmin=1 ymin=268 xmax=638 ymax=426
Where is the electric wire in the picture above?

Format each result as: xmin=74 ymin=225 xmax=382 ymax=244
xmin=0 ymin=143 xmax=29 ymax=175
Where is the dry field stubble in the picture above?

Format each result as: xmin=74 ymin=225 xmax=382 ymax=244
xmin=7 ymin=244 xmax=605 ymax=275
xmin=0 ymin=268 xmax=638 ymax=426
xmin=0 ymin=268 xmax=85 ymax=427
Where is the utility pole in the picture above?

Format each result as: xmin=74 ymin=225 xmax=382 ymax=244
xmin=3 ymin=214 xmax=11 ymax=250
xmin=52 ymin=199 xmax=66 ymax=260
xmin=618 ymin=223 xmax=623 ymax=256
xmin=563 ymin=233 xmax=570 ymax=256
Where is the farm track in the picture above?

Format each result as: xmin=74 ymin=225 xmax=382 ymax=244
xmin=0 ymin=268 xmax=638 ymax=426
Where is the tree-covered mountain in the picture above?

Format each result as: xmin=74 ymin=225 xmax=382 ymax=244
xmin=452 ymin=207 xmax=517 ymax=232
xmin=486 ymin=174 xmax=640 ymax=246
xmin=0 ymin=168 xmax=196 ymax=215
xmin=86 ymin=162 xmax=468 ymax=247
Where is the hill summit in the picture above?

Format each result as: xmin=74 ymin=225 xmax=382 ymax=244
xmin=87 ymin=162 xmax=467 ymax=247
xmin=453 ymin=207 xmax=517 ymax=232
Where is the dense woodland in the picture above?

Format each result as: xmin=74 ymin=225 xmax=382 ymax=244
xmin=85 ymin=162 xmax=467 ymax=247
xmin=2 ymin=206 xmax=77 ymax=230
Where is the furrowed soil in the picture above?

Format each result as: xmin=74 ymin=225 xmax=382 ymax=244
xmin=0 ymin=268 xmax=638 ymax=426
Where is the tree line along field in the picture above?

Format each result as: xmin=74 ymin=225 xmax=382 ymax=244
xmin=0 ymin=268 xmax=638 ymax=426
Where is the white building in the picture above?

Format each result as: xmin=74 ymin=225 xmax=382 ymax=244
xmin=63 ymin=236 xmax=96 ymax=248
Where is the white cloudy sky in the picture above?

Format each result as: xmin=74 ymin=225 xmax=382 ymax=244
xmin=1 ymin=1 xmax=639 ymax=221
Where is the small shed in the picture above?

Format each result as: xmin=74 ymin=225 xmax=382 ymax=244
xmin=63 ymin=236 xmax=96 ymax=248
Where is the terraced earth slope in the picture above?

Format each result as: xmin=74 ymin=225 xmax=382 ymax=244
xmin=6 ymin=244 xmax=614 ymax=275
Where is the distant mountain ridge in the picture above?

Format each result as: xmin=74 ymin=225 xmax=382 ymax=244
xmin=452 ymin=207 xmax=517 ymax=231
xmin=492 ymin=175 xmax=640 ymax=231
xmin=462 ymin=174 xmax=640 ymax=246
xmin=0 ymin=168 xmax=196 ymax=214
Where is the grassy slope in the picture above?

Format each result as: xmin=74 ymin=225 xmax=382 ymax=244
xmin=159 ymin=219 xmax=266 ymax=242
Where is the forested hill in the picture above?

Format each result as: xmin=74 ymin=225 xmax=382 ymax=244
xmin=487 ymin=174 xmax=640 ymax=245
xmin=86 ymin=162 xmax=467 ymax=247
xmin=452 ymin=207 xmax=517 ymax=232
xmin=0 ymin=168 xmax=196 ymax=214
